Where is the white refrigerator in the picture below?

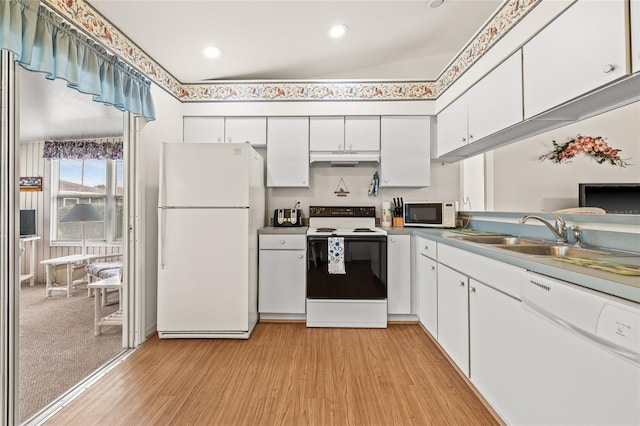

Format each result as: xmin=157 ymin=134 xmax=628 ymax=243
xmin=157 ymin=143 xmax=265 ymax=339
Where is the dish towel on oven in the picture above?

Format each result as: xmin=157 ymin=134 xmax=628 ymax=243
xmin=328 ymin=237 xmax=346 ymax=274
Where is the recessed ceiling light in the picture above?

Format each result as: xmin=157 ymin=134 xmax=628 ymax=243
xmin=328 ymin=24 xmax=349 ymax=39
xmin=202 ymin=46 xmax=223 ymax=59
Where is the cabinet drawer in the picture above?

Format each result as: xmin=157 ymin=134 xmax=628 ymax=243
xmin=418 ymin=237 xmax=437 ymax=259
xmin=259 ymin=234 xmax=306 ymax=250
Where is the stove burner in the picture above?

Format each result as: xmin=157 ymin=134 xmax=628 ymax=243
xmin=315 ymin=227 xmax=337 ymax=232
xmin=353 ymin=228 xmax=373 ymax=232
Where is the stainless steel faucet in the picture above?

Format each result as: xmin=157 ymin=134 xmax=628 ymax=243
xmin=519 ymin=213 xmax=567 ymax=243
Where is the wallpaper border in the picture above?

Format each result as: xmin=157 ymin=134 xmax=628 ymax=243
xmin=43 ymin=0 xmax=541 ymax=102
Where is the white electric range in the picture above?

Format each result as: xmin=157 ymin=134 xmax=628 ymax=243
xmin=306 ymin=206 xmax=388 ymax=328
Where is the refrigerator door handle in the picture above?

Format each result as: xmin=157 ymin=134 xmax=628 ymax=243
xmin=159 ymin=207 xmax=166 ymax=269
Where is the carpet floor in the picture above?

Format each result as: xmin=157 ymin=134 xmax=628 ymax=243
xmin=19 ymin=283 xmax=123 ymax=422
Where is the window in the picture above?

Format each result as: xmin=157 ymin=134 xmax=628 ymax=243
xmin=52 ymin=159 xmax=124 ymax=244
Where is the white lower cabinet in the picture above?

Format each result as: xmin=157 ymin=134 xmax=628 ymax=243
xmin=436 ymin=263 xmax=469 ymax=376
xmin=418 ymin=254 xmax=437 ymax=337
xmin=258 ymin=235 xmax=306 ymax=314
xmin=387 ymin=235 xmax=411 ymax=315
xmin=469 ymin=278 xmax=523 ymax=425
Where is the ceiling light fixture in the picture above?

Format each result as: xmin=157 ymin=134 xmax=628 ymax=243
xmin=328 ymin=24 xmax=349 ymax=39
xmin=429 ymin=0 xmax=445 ymax=8
xmin=201 ymin=46 xmax=223 ymax=59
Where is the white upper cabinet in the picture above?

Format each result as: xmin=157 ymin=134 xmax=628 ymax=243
xmin=523 ymin=0 xmax=628 ymax=119
xmin=310 ymin=116 xmax=380 ymax=152
xmin=436 ymin=94 xmax=468 ymax=157
xmin=266 ymin=117 xmax=310 ymax=187
xmin=183 ymin=117 xmax=266 ymax=145
xmin=344 ymin=116 xmax=380 ymax=151
xmin=632 ymin=0 xmax=640 ymax=74
xmin=380 ymin=116 xmax=431 ymax=187
xmin=437 ymin=50 xmax=523 ymax=158
xmin=467 ymin=51 xmax=523 ymax=141
xmin=183 ymin=117 xmax=225 ymax=143
xmin=224 ymin=117 xmax=267 ymax=145
xmin=309 ymin=116 xmax=344 ymax=151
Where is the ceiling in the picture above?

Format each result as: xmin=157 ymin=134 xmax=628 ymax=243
xmin=87 ymin=0 xmax=502 ymax=82
xmin=19 ymin=0 xmax=503 ymax=141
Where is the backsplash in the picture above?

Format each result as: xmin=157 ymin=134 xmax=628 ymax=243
xmin=263 ymin=155 xmax=461 ymax=223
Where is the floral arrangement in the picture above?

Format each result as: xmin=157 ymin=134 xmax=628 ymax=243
xmin=539 ymin=135 xmax=630 ymax=167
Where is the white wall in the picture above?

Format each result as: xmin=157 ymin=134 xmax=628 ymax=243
xmin=138 ymin=85 xmax=183 ymax=336
xmin=489 ymin=101 xmax=640 ymax=212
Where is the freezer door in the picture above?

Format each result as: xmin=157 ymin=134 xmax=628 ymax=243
xmin=160 ymin=143 xmax=251 ymax=207
xmin=158 ymin=208 xmax=250 ymax=333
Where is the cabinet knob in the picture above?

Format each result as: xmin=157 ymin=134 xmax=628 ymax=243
xmin=461 ymin=137 xmax=467 ymax=142
xmin=470 ymin=286 xmax=476 ymax=293
xmin=431 ymin=266 xmax=435 ymax=271
xmin=280 ymin=240 xmax=285 ymax=244
xmin=469 ymin=134 xmax=474 ymax=140
xmin=390 ymin=238 xmax=396 ymax=243
xmin=384 ymin=179 xmax=389 ymax=183
xmin=298 ymin=254 xmax=304 ymax=259
xmin=217 ymin=137 xmax=222 ymax=143
xmin=459 ymin=281 xmax=465 ymax=287
xmin=348 ymin=144 xmax=353 ymax=151
xmin=227 ymin=137 xmax=232 ymax=143
xmin=424 ymin=245 xmax=429 ymax=250
xmin=338 ymin=144 xmax=342 ymax=150
xmin=603 ymin=64 xmax=615 ymax=73
xmin=302 ymin=180 xmax=306 ymax=184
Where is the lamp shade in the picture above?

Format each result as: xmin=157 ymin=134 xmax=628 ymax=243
xmin=60 ymin=203 xmax=104 ymax=222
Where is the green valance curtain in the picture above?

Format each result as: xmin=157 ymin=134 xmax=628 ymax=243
xmin=0 ymin=0 xmax=155 ymax=121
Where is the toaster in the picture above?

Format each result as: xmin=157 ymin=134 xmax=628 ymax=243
xmin=273 ymin=209 xmax=304 ymax=227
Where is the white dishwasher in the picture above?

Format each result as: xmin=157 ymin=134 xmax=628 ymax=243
xmin=517 ymin=271 xmax=639 ymax=426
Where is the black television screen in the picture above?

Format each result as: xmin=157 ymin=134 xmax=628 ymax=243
xmin=579 ymin=183 xmax=640 ymax=214
xmin=20 ymin=209 xmax=36 ymax=236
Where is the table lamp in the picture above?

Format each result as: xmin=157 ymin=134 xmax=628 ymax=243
xmin=60 ymin=203 xmax=104 ymax=255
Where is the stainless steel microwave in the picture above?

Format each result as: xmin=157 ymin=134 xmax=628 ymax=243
xmin=403 ymin=201 xmax=457 ymax=228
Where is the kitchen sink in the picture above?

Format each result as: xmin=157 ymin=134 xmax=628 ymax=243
xmin=495 ymin=244 xmax=613 ymax=257
xmin=449 ymin=235 xmax=542 ymax=245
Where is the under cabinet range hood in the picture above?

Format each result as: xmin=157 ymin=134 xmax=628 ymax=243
xmin=309 ymin=151 xmax=380 ymax=167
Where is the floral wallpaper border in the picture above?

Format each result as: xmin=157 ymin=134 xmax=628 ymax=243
xmin=43 ymin=0 xmax=540 ymax=103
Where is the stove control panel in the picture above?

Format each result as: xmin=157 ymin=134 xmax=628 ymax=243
xmin=309 ymin=206 xmax=376 ymax=218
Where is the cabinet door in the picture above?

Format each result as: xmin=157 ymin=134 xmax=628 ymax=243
xmin=309 ymin=116 xmax=344 ymax=151
xmin=259 ymin=249 xmax=306 ymax=314
xmin=469 ymin=279 xmax=523 ymax=425
xmin=224 ymin=117 xmax=267 ymax=145
xmin=266 ymin=117 xmax=309 ymax=187
xmin=380 ymin=116 xmax=431 ymax=187
xmin=387 ymin=235 xmax=411 ymax=315
xmin=183 ymin=117 xmax=225 ymax=143
xmin=523 ymin=0 xmax=628 ymax=119
xmin=437 ymin=263 xmax=469 ymax=376
xmin=467 ymin=51 xmax=523 ymax=142
xmin=436 ymin=95 xmax=468 ymax=157
xmin=418 ymin=254 xmax=437 ymax=338
xmin=345 ymin=116 xmax=380 ymax=151
xmin=632 ymin=0 xmax=640 ymax=74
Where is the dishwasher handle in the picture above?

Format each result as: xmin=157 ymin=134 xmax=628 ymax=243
xmin=522 ymin=296 xmax=640 ymax=367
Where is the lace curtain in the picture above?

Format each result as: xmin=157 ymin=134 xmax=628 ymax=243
xmin=43 ymin=140 xmax=123 ymax=160
xmin=0 ymin=0 xmax=155 ymax=121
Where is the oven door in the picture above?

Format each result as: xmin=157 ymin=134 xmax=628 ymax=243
xmin=307 ymin=235 xmax=387 ymax=299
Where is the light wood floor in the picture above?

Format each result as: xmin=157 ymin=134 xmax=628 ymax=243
xmin=46 ymin=323 xmax=498 ymax=425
